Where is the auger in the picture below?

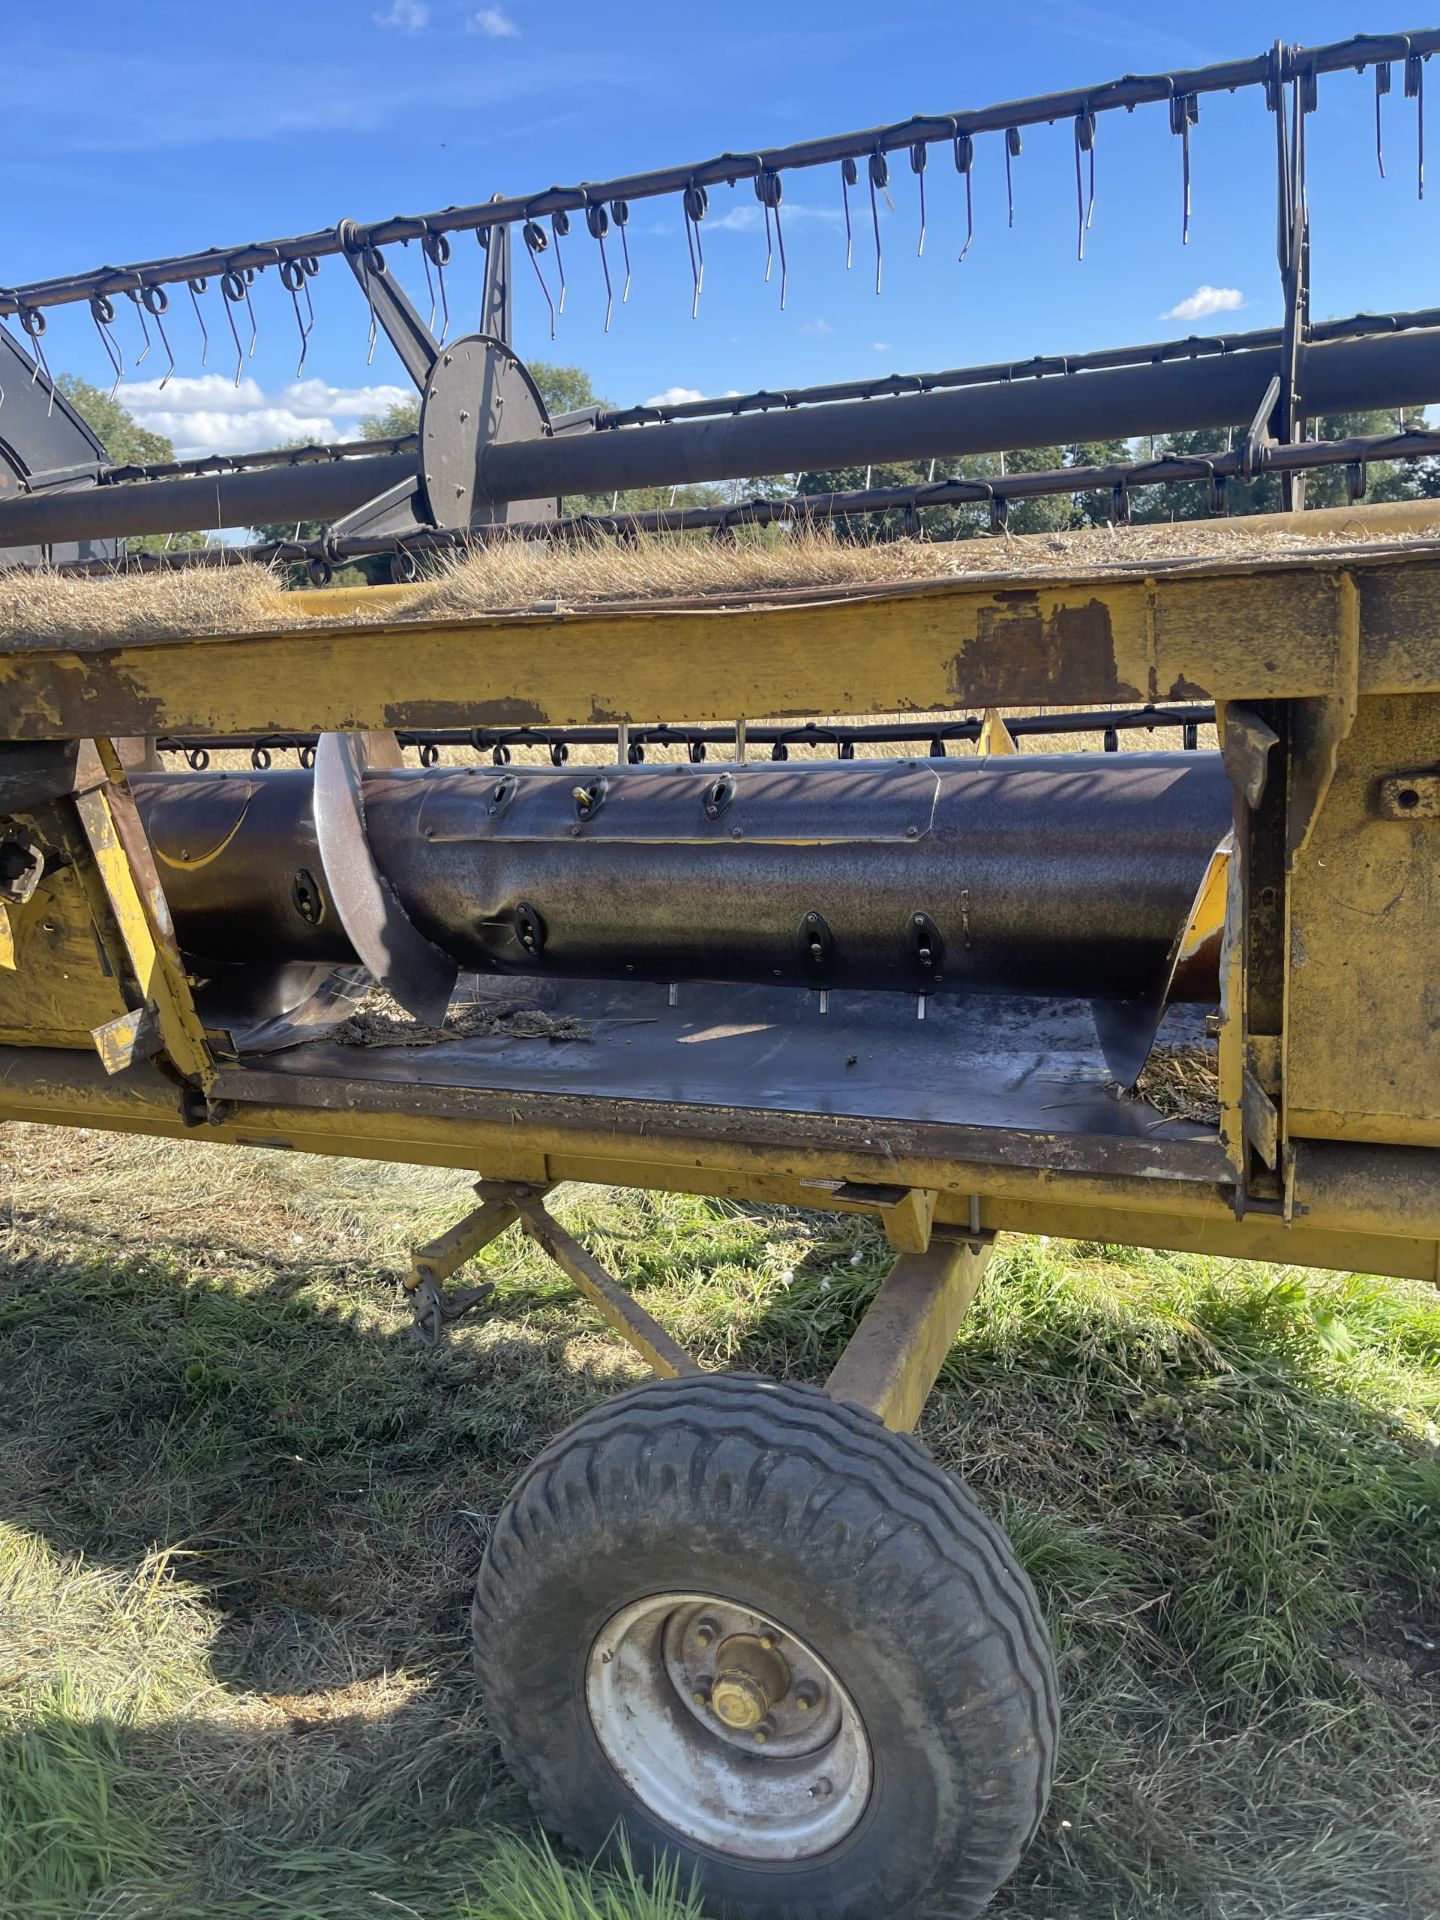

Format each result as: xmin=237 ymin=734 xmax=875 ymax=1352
xmin=2 ymin=29 xmax=1439 ymax=1920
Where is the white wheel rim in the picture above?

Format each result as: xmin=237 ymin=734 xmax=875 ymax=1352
xmin=585 ymin=1591 xmax=872 ymax=1861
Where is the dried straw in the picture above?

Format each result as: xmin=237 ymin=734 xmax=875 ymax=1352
xmin=4 ymin=517 xmax=1440 ymax=650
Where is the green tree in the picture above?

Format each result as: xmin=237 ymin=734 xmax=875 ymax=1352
xmin=56 ymin=373 xmax=209 ymax=553
xmin=56 ymin=373 xmax=174 ymax=467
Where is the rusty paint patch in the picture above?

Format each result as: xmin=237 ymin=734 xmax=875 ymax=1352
xmin=384 ymin=694 xmax=549 ymax=729
xmin=1167 ymin=671 xmax=1212 ymax=700
xmin=948 ymin=596 xmax=1140 ymax=707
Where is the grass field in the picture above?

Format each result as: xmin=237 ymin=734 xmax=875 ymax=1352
xmin=2 ymin=1123 xmax=1438 ymax=1920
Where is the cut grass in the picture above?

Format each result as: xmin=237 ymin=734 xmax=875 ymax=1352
xmin=1 ymin=1124 xmax=1438 ymax=1918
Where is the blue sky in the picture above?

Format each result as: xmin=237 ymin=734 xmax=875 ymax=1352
xmin=13 ymin=1 xmax=1434 ymax=455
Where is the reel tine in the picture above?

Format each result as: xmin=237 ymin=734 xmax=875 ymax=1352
xmin=242 ymin=267 xmax=260 ymax=358
xmin=683 ymin=181 xmax=708 ymax=318
xmin=141 ymin=283 xmax=175 ymax=388
xmin=612 ymin=198 xmax=632 ymax=304
xmin=419 ymin=237 xmax=437 ymax=333
xmin=90 ymin=292 xmax=124 ymax=400
xmin=840 ymin=156 xmax=858 ymax=269
xmin=586 ymin=203 xmax=613 ymax=332
xmin=221 ymin=267 xmax=248 ymax=383
xmin=1170 ymin=92 xmax=1198 ymax=244
xmin=124 ymin=286 xmax=152 ymax=366
xmin=281 ymin=257 xmax=312 ymax=376
xmin=1375 ymin=58 xmax=1391 ymax=179
xmin=1004 ymin=124 xmax=1021 ymax=228
xmin=19 ymin=307 xmax=54 ymax=415
xmin=755 ymin=169 xmax=786 ymax=308
xmin=909 ymin=141 xmax=928 ymax=257
xmin=523 ymin=220 xmax=557 ymax=338
xmin=867 ymin=147 xmax=888 ymax=294
xmin=422 ymin=227 xmax=452 ymax=342
xmin=1405 ymin=48 xmax=1425 ymax=200
xmin=1073 ymin=106 xmax=1096 ymax=261
xmin=954 ymin=132 xmax=974 ymax=261
xmin=187 ymin=276 xmax=210 ymax=368
xmin=550 ymin=211 xmax=569 ymax=316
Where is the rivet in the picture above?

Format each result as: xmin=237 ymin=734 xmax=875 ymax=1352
xmin=905 ymin=824 xmax=919 ymax=838
xmin=731 ymin=826 xmax=742 ymax=839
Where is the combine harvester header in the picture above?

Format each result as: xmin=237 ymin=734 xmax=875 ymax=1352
xmin=1 ymin=27 xmax=1438 ymax=1920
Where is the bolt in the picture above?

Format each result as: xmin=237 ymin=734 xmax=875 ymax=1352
xmin=731 ymin=826 xmax=742 ymax=838
xmin=795 ymin=1682 xmax=819 ymax=1711
xmin=905 ymin=824 xmax=919 ymax=838
xmin=459 ymin=409 xmax=471 ymax=422
xmin=753 ymin=1729 xmax=767 ymax=1745
xmin=759 ymin=1634 xmax=776 ymax=1651
xmin=692 ymin=1689 xmax=710 ymax=1707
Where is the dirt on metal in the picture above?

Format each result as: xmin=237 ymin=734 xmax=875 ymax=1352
xmin=336 ymin=988 xmax=592 ymax=1049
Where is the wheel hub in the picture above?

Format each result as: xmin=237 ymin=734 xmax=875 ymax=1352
xmin=586 ymin=1591 xmax=872 ymax=1860
xmin=709 ymin=1632 xmax=791 ymax=1732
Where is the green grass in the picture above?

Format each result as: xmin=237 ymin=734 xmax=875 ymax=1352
xmin=1 ymin=1124 xmax=1438 ymax=1918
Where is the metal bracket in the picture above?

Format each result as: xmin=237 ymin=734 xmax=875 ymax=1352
xmin=827 ymin=1180 xmax=938 ymax=1254
xmin=405 ymin=1178 xmax=555 ymax=1345
xmin=825 ymin=1228 xmax=996 ymax=1432
xmin=72 ymin=740 xmax=216 ymax=1090
xmin=1286 ymin=572 xmax=1360 ymax=864
xmin=516 ymin=1198 xmax=704 ymax=1379
xmin=1376 ymin=770 xmax=1440 ymax=818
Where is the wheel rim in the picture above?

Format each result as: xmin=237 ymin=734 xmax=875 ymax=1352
xmin=585 ymin=1591 xmax=873 ymax=1861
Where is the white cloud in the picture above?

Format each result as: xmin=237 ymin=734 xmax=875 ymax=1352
xmin=644 ymin=386 xmax=707 ymax=408
xmin=640 ymin=386 xmax=744 ymax=411
xmin=872 ymin=341 xmax=892 ymax=352
xmin=1163 ymin=285 xmax=1245 ymax=322
xmin=799 ymin=318 xmax=832 ymax=335
xmin=707 ymin=201 xmax=846 ymax=235
xmin=116 ymin=374 xmax=413 ymax=458
xmin=468 ymin=5 xmax=519 ymax=33
xmin=375 ymin=0 xmax=429 ymax=27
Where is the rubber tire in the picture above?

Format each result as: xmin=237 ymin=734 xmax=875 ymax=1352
xmin=473 ymin=1374 xmax=1058 ymax=1920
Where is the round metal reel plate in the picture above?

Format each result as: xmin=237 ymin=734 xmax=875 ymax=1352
xmin=417 ymin=333 xmax=557 ymax=528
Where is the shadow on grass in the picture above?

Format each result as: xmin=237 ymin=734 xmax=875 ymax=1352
xmin=1 ymin=1203 xmax=1438 ymax=1919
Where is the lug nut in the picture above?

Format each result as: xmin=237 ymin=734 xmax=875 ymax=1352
xmin=692 ymin=1689 xmax=710 ymax=1708
xmin=753 ymin=1728 xmax=768 ymax=1745
xmin=759 ymin=1634 xmax=776 ymax=1651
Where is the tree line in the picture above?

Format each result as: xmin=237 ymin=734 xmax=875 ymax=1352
xmin=56 ymin=367 xmax=1440 ymax=566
